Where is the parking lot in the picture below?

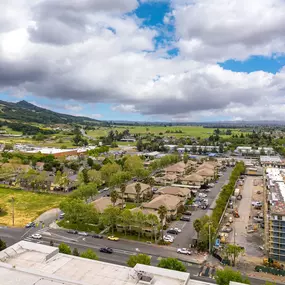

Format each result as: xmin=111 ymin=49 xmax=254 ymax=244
xmin=165 ymin=167 xmax=233 ymax=248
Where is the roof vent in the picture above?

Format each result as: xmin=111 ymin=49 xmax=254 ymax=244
xmin=137 ymin=271 xmax=154 ymax=284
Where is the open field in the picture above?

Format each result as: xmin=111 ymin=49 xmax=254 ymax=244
xmin=87 ymin=126 xmax=248 ymax=139
xmin=0 ymin=187 xmax=66 ymax=227
xmin=0 ymin=135 xmax=75 ymax=148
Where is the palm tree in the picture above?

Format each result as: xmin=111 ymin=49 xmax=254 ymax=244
xmin=157 ymin=205 xmax=167 ymax=240
xmin=120 ymin=184 xmax=126 ymax=209
xmin=147 ymin=214 xmax=159 ymax=243
xmin=110 ymin=190 xmax=119 ymax=206
xmin=193 ymin=219 xmax=202 ymax=240
xmin=135 ymin=183 xmax=141 ymax=205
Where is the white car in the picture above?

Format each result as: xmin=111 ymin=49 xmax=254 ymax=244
xmin=163 ymin=235 xmax=174 ymax=242
xmin=174 ymin=228 xmax=182 ymax=233
xmin=32 ymin=234 xmax=42 ymax=239
xmin=177 ymin=248 xmax=192 ymax=255
xmin=78 ymin=232 xmax=88 ymax=236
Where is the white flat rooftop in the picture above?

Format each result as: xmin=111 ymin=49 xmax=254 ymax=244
xmin=0 ymin=241 xmax=190 ymax=285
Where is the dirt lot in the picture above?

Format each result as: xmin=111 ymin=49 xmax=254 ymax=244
xmin=225 ymin=177 xmax=264 ymax=258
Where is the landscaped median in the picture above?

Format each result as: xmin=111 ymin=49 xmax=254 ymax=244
xmin=0 ymin=186 xmax=66 ymax=227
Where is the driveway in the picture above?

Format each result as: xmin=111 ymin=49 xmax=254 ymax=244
xmin=170 ymin=167 xmax=233 ymax=248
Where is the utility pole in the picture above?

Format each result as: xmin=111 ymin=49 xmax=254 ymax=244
xmin=11 ymin=197 xmax=15 ymax=226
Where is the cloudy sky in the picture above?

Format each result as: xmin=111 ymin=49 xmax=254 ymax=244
xmin=1 ymin=0 xmax=285 ymax=122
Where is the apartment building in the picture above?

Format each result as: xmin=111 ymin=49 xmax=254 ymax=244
xmin=266 ymin=168 xmax=285 ymax=261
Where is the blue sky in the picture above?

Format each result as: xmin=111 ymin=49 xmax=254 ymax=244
xmin=1 ymin=0 xmax=285 ymax=122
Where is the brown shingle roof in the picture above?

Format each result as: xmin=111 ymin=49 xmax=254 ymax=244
xmin=196 ymin=168 xmax=215 ymax=177
xmin=92 ymin=197 xmax=123 ymax=213
xmin=142 ymin=195 xmax=181 ymax=211
xmin=164 ymin=165 xmax=184 ymax=173
xmin=121 ymin=182 xmax=150 ymax=195
xmin=157 ymin=186 xmax=190 ymax=197
xmin=182 ymin=173 xmax=204 ymax=182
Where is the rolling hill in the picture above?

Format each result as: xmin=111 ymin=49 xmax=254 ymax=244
xmin=0 ymin=100 xmax=100 ymax=125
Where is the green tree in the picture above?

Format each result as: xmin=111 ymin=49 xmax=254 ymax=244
xmin=183 ymin=152 xmax=188 ymax=164
xmin=120 ymin=184 xmax=127 ymax=208
xmin=135 ymin=183 xmax=142 ymax=205
xmin=60 ymin=198 xmax=99 ymax=226
xmin=127 ymin=254 xmax=151 ymax=267
xmin=101 ymin=163 xmax=121 ymax=184
xmin=88 ymin=169 xmax=101 ymax=185
xmin=158 ymin=205 xmax=167 ymax=240
xmin=71 ymin=182 xmax=98 ymax=202
xmin=110 ymin=190 xmax=119 ymax=206
xmin=58 ymin=243 xmax=71 ymax=254
xmin=87 ymin=157 xmax=94 ymax=167
xmin=120 ymin=209 xmax=133 ymax=235
xmin=80 ymin=249 xmax=98 ymax=260
xmin=109 ymin=171 xmax=132 ymax=188
xmin=215 ymin=267 xmax=250 ymax=285
xmin=124 ymin=155 xmax=143 ymax=175
xmin=147 ymin=214 xmax=159 ymax=243
xmin=133 ymin=211 xmax=146 ymax=240
xmin=73 ymin=248 xmax=80 ymax=256
xmin=0 ymin=239 xmax=7 ymax=251
xmin=193 ymin=219 xmax=202 ymax=240
xmin=223 ymin=244 xmax=245 ymax=266
xmin=158 ymin=258 xmax=186 ymax=272
xmin=101 ymin=206 xmax=121 ymax=234
xmin=54 ymin=170 xmax=62 ymax=185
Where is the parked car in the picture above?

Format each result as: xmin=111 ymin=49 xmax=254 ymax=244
xmin=174 ymin=227 xmax=182 ymax=233
xmin=167 ymin=229 xmax=178 ymax=235
xmin=67 ymin=230 xmax=78 ymax=234
xmin=59 ymin=213 xmax=65 ymax=219
xmin=163 ymin=235 xmax=174 ymax=242
xmin=183 ymin=211 xmax=192 ymax=216
xmin=92 ymin=234 xmax=103 ymax=239
xmin=180 ymin=216 xmax=191 ymax=222
xmin=177 ymin=248 xmax=192 ymax=255
xmin=100 ymin=247 xmax=113 ymax=254
xmin=78 ymin=232 xmax=88 ymax=236
xmin=32 ymin=234 xmax=42 ymax=239
xmin=108 ymin=236 xmax=119 ymax=241
xmin=25 ymin=222 xmax=35 ymax=228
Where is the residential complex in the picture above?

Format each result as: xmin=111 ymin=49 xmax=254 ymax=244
xmin=266 ymin=168 xmax=285 ymax=261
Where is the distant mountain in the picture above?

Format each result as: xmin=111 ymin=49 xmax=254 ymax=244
xmin=0 ymin=100 xmax=100 ymax=125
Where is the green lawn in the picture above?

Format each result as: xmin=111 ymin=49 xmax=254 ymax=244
xmin=57 ymin=220 xmax=100 ymax=233
xmin=87 ymin=126 xmax=248 ymax=139
xmin=0 ymin=187 xmax=66 ymax=227
xmin=125 ymin=202 xmax=137 ymax=210
xmin=110 ymin=230 xmax=153 ymax=243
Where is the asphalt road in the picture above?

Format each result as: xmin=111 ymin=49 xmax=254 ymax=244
xmin=170 ymin=167 xmax=233 ymax=248
xmin=0 ymin=226 xmax=282 ymax=285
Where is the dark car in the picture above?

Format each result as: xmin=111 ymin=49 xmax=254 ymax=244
xmin=180 ymin=216 xmax=191 ymax=222
xmin=167 ymin=229 xmax=178 ymax=235
xmin=67 ymin=230 xmax=78 ymax=234
xmin=92 ymin=234 xmax=103 ymax=239
xmin=183 ymin=211 xmax=192 ymax=216
xmin=25 ymin=222 xmax=35 ymax=228
xmin=100 ymin=247 xmax=113 ymax=254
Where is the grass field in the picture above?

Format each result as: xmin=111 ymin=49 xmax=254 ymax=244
xmin=0 ymin=187 xmax=66 ymax=227
xmin=87 ymin=126 xmax=247 ymax=139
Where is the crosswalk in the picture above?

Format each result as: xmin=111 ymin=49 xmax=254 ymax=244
xmin=23 ymin=228 xmax=49 ymax=243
